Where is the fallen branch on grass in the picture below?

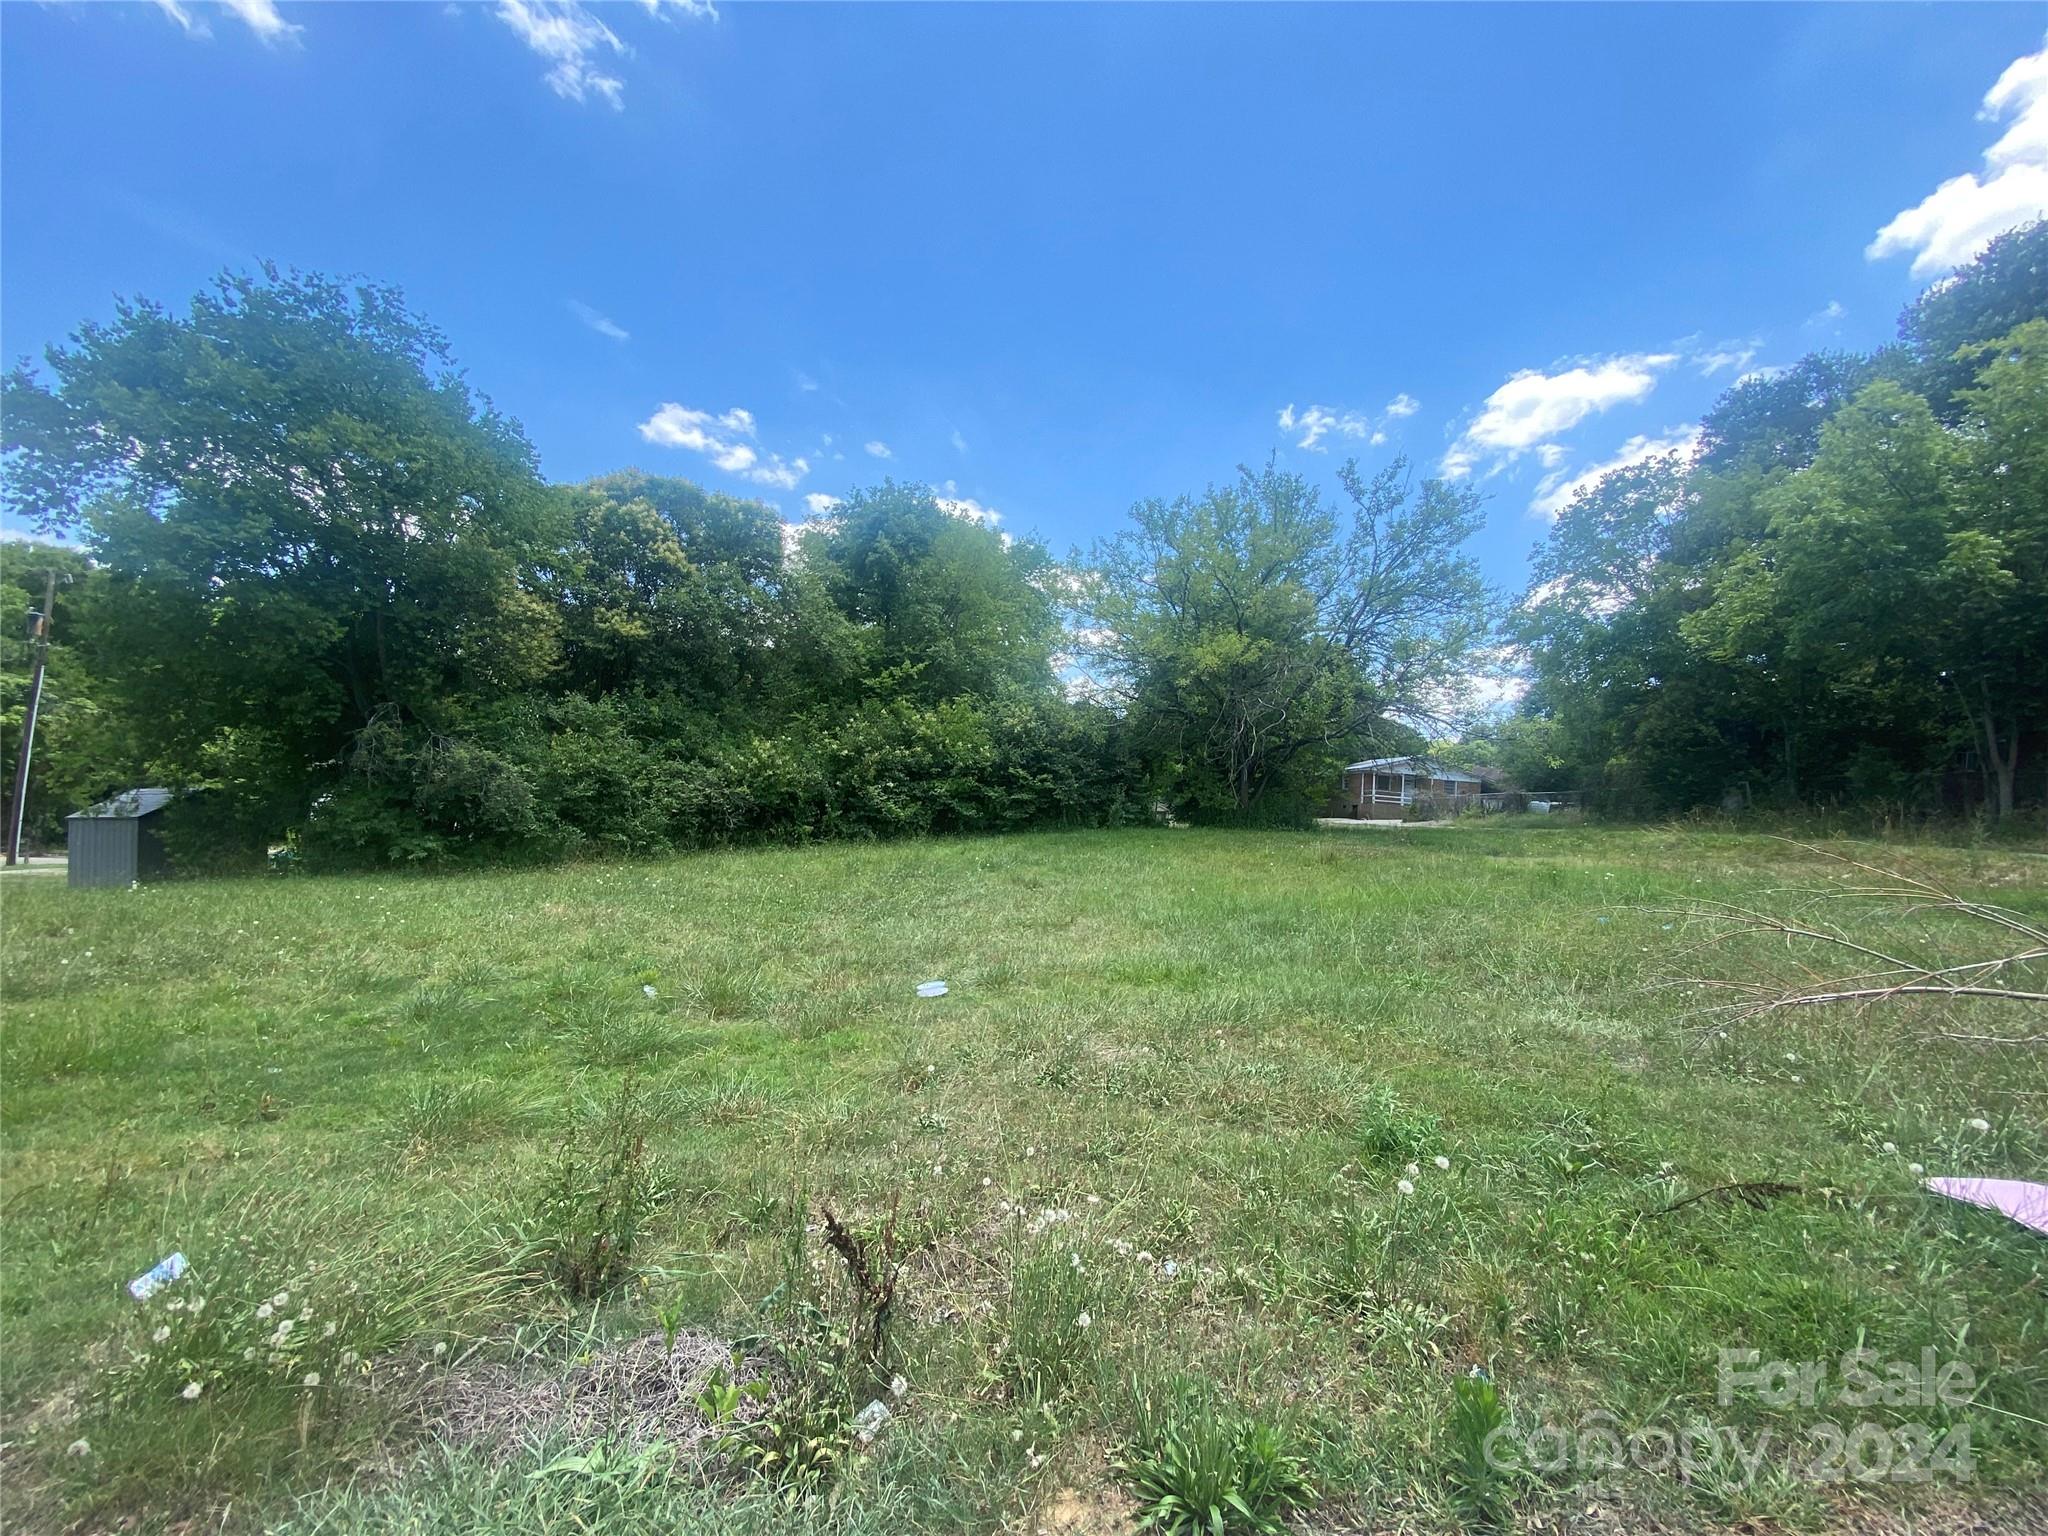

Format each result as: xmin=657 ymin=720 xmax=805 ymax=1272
xmin=1649 ymin=1180 xmax=1804 ymax=1218
xmin=1665 ymin=842 xmax=2048 ymax=1044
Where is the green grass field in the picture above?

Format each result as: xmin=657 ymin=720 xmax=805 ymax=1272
xmin=3 ymin=823 xmax=2044 ymax=1534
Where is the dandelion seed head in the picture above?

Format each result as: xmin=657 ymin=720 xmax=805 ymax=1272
xmin=1397 ymin=1178 xmax=1416 ymax=1197
xmin=1433 ymin=1156 xmax=1451 ymax=1170
xmin=181 ymin=1381 xmax=203 ymax=1401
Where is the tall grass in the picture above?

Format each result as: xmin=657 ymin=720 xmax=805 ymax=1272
xmin=2 ymin=825 xmax=2043 ymax=1531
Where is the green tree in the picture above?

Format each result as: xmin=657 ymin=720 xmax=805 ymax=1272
xmin=1942 ymin=321 xmax=2048 ymax=816
xmin=555 ymin=471 xmax=782 ymax=708
xmin=1088 ymin=459 xmax=1491 ymax=817
xmin=0 ymin=541 xmax=139 ymax=845
xmin=1902 ymin=219 xmax=2048 ymax=416
xmin=2 ymin=268 xmax=564 ymax=831
xmin=803 ymin=481 xmax=1061 ymax=704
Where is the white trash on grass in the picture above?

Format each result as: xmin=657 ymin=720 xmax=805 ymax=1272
xmin=915 ymin=980 xmax=948 ymax=998
xmin=854 ymin=1398 xmax=893 ymax=1443
xmin=129 ymin=1252 xmax=188 ymax=1302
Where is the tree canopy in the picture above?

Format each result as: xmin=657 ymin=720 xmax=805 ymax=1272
xmin=1514 ymin=223 xmax=2048 ymax=822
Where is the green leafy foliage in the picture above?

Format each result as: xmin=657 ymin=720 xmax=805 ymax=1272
xmin=513 ymin=1080 xmax=669 ymax=1299
xmin=1446 ymin=1370 xmax=1514 ymax=1526
xmin=1515 ymin=228 xmax=2048 ymax=822
xmin=1115 ymin=1376 xmax=1311 ymax=1536
xmin=1086 ymin=459 xmax=1492 ymax=820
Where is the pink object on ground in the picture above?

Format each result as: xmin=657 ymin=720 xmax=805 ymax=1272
xmin=1924 ymin=1178 xmax=2048 ymax=1236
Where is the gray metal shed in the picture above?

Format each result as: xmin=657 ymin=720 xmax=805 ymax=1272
xmin=67 ymin=787 xmax=174 ymax=888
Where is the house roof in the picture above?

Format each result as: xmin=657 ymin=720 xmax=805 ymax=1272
xmin=1343 ymin=756 xmax=1484 ymax=784
xmin=69 ymin=787 xmax=174 ymax=820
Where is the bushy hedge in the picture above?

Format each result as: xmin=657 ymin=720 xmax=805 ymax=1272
xmin=294 ymin=694 xmax=1143 ymax=867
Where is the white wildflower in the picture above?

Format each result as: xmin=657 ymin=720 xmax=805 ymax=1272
xmin=643 ymin=984 xmax=657 ymax=999
xmin=1967 ymin=1117 xmax=1991 ymax=1133
xmin=303 ymin=1371 xmax=321 ymax=1387
xmin=67 ymin=1438 xmax=91 ymax=1457
xmin=340 ymin=1351 xmax=359 ymax=1367
xmin=889 ymin=1373 xmax=908 ymax=1399
xmin=1397 ymin=1178 xmax=1415 ymax=1197
xmin=243 ymin=1347 xmax=258 ymax=1361
xmin=432 ymin=1341 xmax=448 ymax=1357
xmin=152 ymin=1325 xmax=171 ymax=1344
xmin=181 ymin=1381 xmax=203 ymax=1401
xmin=1882 ymin=1142 xmax=1897 ymax=1155
xmin=256 ymin=1302 xmax=274 ymax=1320
xmin=272 ymin=1291 xmax=290 ymax=1308
xmin=323 ymin=1320 xmax=337 ymax=1338
xmin=1405 ymin=1162 xmax=1421 ymax=1178
xmin=1074 ymin=1312 xmax=1091 ymax=1329
xmin=1433 ymin=1156 xmax=1451 ymax=1171
xmin=1909 ymin=1163 xmax=1926 ymax=1177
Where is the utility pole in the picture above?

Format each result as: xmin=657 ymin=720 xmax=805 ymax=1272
xmin=5 ymin=570 xmax=57 ymax=866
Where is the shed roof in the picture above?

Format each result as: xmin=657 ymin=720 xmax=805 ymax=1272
xmin=69 ymin=787 xmax=174 ymax=820
xmin=1343 ymin=756 xmax=1483 ymax=784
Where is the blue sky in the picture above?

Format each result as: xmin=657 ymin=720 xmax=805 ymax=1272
xmin=4 ymin=2 xmax=2045 ymax=597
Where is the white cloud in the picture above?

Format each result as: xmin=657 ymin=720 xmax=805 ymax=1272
xmin=219 ymin=0 xmax=297 ymax=40
xmin=1441 ymin=353 xmax=1676 ymax=480
xmin=1694 ymin=341 xmax=1758 ymax=377
xmin=1530 ymin=427 xmax=1699 ymax=520
xmin=1803 ymin=299 xmax=1846 ymax=329
xmin=569 ymin=300 xmax=628 ymax=342
xmin=794 ymin=370 xmax=819 ymax=393
xmin=637 ymin=403 xmax=809 ymax=489
xmin=950 ymin=427 xmax=969 ymax=455
xmin=863 ymin=440 xmax=893 ymax=459
xmin=151 ymin=0 xmax=299 ymax=42
xmin=494 ymin=0 xmax=628 ymax=108
xmin=1277 ymin=403 xmax=1371 ymax=451
xmin=1735 ymin=364 xmax=1790 ymax=386
xmin=804 ymin=492 xmax=841 ymax=517
xmin=1869 ymin=43 xmax=2048 ymax=277
xmin=642 ymin=0 xmax=718 ymax=16
xmin=1275 ymin=394 xmax=1419 ymax=452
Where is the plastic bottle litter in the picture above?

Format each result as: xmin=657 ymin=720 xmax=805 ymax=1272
xmin=915 ymin=980 xmax=948 ymax=998
xmin=853 ymin=1398 xmax=893 ymax=1443
xmin=129 ymin=1252 xmax=188 ymax=1302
